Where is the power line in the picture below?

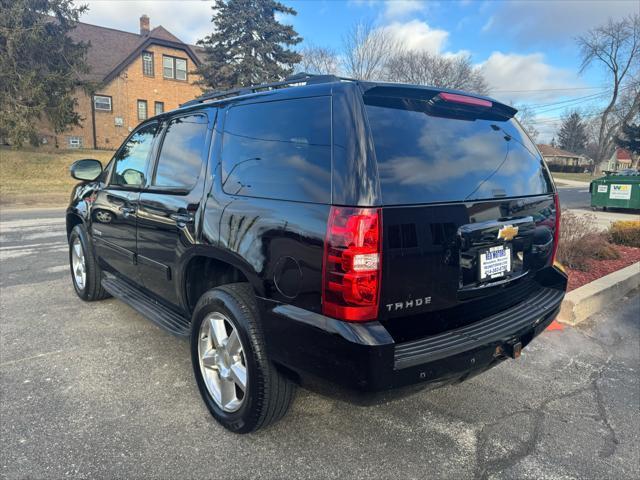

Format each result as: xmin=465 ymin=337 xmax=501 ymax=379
xmin=530 ymin=96 xmax=610 ymax=115
xmin=524 ymin=90 xmax=612 ymax=109
xmin=492 ymin=86 xmax=608 ymax=93
xmin=528 ymin=107 xmax=626 ymax=125
xmin=526 ymin=83 xmax=637 ymax=114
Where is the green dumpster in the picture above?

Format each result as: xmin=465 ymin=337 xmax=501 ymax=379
xmin=590 ymin=171 xmax=640 ymax=211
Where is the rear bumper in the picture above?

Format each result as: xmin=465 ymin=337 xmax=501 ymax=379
xmin=259 ymin=271 xmax=566 ymax=399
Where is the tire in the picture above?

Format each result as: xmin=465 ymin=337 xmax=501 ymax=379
xmin=68 ymin=224 xmax=110 ymax=301
xmin=190 ymin=283 xmax=295 ymax=433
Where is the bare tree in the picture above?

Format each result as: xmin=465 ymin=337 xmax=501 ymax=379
xmin=515 ymin=105 xmax=540 ymax=142
xmin=385 ymin=51 xmax=489 ymax=94
xmin=577 ymin=14 xmax=640 ymax=165
xmin=342 ymin=21 xmax=399 ymax=80
xmin=297 ymin=44 xmax=340 ymax=75
xmin=583 ymin=115 xmax=603 ymax=164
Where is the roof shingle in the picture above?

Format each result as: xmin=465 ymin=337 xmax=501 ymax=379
xmin=616 ymin=148 xmax=632 ymax=161
xmin=536 ymin=144 xmax=581 ymax=158
xmin=65 ymin=19 xmax=203 ymax=83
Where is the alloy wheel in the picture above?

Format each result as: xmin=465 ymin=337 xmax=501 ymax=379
xmin=198 ymin=312 xmax=247 ymax=412
xmin=71 ymin=238 xmax=86 ymax=290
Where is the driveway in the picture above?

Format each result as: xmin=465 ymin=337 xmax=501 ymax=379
xmin=1 ymin=208 xmax=639 ymax=479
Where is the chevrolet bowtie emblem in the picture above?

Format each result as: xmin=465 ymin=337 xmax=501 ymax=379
xmin=497 ymin=224 xmax=519 ymax=241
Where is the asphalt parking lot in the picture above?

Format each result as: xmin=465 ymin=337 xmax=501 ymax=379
xmin=557 ymin=185 xmax=592 ymax=210
xmin=1 ymin=207 xmax=639 ymax=479
xmin=557 ymin=185 xmax=640 ymax=230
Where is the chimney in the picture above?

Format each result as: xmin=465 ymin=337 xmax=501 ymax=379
xmin=140 ymin=14 xmax=150 ymax=35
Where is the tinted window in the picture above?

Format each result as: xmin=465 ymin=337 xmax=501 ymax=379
xmin=221 ymin=97 xmax=331 ymax=203
xmin=154 ymin=114 xmax=209 ymax=188
xmin=365 ymin=95 xmax=553 ymax=205
xmin=111 ymin=123 xmax=158 ymax=187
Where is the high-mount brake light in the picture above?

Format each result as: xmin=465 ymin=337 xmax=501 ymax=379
xmin=438 ymin=92 xmax=492 ymax=108
xmin=322 ymin=207 xmax=382 ymax=322
xmin=551 ymin=193 xmax=561 ymax=264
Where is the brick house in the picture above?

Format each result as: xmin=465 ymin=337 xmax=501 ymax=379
xmin=43 ymin=15 xmax=204 ymax=150
xmin=536 ymin=144 xmax=592 ymax=172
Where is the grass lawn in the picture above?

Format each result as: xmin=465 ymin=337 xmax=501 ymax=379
xmin=0 ymin=147 xmax=114 ymax=207
xmin=551 ymin=172 xmax=596 ymax=183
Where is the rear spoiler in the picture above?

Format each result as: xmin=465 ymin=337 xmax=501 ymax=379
xmin=361 ymin=84 xmax=517 ymax=119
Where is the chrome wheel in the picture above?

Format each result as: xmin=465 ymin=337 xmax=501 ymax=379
xmin=198 ymin=312 xmax=247 ymax=412
xmin=71 ymin=238 xmax=86 ymax=290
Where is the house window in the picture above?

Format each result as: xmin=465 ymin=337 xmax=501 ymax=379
xmin=154 ymin=101 xmax=164 ymax=115
xmin=175 ymin=58 xmax=187 ymax=81
xmin=68 ymin=136 xmax=82 ymax=148
xmin=142 ymin=51 xmax=154 ymax=76
xmin=162 ymin=55 xmax=187 ymax=81
xmin=162 ymin=56 xmax=174 ymax=79
xmin=137 ymin=100 xmax=148 ymax=121
xmin=93 ymin=95 xmax=112 ymax=111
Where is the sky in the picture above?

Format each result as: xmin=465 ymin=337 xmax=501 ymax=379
xmin=77 ymin=0 xmax=639 ymax=141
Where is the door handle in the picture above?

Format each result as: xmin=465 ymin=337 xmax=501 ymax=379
xmin=170 ymin=212 xmax=194 ymax=226
xmin=121 ymin=206 xmax=136 ymax=217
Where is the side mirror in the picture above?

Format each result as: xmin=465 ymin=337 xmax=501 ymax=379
xmin=70 ymin=159 xmax=103 ymax=181
xmin=121 ymin=168 xmax=145 ymax=186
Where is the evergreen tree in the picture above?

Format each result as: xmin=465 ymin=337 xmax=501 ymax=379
xmin=616 ymin=122 xmax=640 ymax=168
xmin=615 ymin=122 xmax=640 ymax=155
xmin=558 ymin=111 xmax=588 ymax=154
xmin=196 ymin=0 xmax=302 ymax=90
xmin=0 ymin=0 xmax=90 ymax=146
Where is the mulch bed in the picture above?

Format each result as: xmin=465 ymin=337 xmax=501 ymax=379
xmin=566 ymin=244 xmax=640 ymax=291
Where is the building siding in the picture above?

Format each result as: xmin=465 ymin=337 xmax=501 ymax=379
xmin=54 ymin=44 xmax=203 ymax=150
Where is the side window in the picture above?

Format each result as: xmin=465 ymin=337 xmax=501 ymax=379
xmin=153 ymin=114 xmax=209 ymax=188
xmin=221 ymin=97 xmax=331 ymax=203
xmin=111 ymin=123 xmax=158 ymax=187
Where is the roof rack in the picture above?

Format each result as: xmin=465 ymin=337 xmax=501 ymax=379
xmin=180 ymin=72 xmax=350 ymax=107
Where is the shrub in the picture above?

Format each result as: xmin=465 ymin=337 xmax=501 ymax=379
xmin=556 ymin=211 xmax=620 ymax=271
xmin=547 ymin=164 xmax=591 ymax=173
xmin=556 ymin=211 xmax=593 ymax=268
xmin=579 ymin=233 xmax=621 ymax=260
xmin=608 ymin=220 xmax=640 ymax=248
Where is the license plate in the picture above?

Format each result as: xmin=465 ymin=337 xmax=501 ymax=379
xmin=479 ymin=245 xmax=511 ymax=281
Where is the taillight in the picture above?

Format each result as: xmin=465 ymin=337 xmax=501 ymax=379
xmin=322 ymin=207 xmax=382 ymax=322
xmin=551 ymin=193 xmax=561 ymax=264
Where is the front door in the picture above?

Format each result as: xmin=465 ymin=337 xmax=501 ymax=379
xmin=92 ymin=121 xmax=160 ymax=284
xmin=136 ymin=112 xmax=212 ymax=308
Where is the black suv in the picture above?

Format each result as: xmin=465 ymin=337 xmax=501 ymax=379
xmin=67 ymin=74 xmax=567 ymax=433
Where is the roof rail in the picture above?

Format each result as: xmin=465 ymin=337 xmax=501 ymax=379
xmin=180 ymin=72 xmax=348 ymax=107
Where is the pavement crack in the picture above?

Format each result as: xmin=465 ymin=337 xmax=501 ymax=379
xmin=474 ymin=357 xmax=617 ymax=479
xmin=474 ymin=407 xmax=544 ymax=480
xmin=591 ymin=357 xmax=619 ymax=458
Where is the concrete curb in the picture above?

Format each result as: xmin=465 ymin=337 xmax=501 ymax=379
xmin=553 ymin=178 xmax=591 ymax=187
xmin=558 ymin=262 xmax=640 ymax=326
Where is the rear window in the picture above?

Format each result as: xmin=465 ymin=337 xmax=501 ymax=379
xmin=364 ymin=95 xmax=553 ymax=205
xmin=221 ymin=97 xmax=331 ymax=203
